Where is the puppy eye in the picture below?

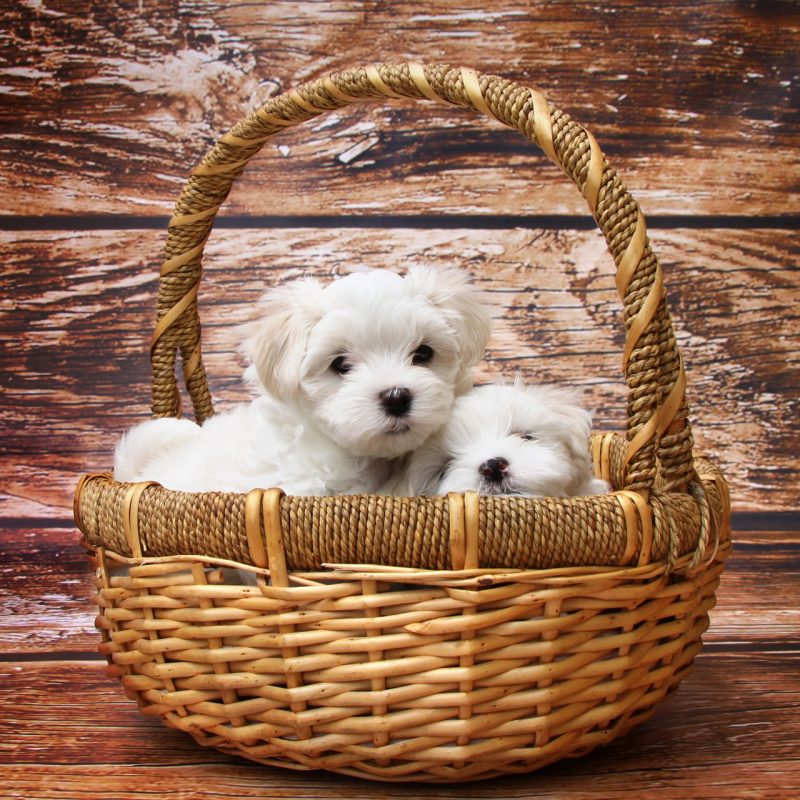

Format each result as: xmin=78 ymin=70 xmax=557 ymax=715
xmin=520 ymin=433 xmax=538 ymax=442
xmin=412 ymin=344 xmax=434 ymax=366
xmin=330 ymin=356 xmax=352 ymax=375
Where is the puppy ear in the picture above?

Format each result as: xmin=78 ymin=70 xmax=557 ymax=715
xmin=405 ymin=265 xmax=492 ymax=369
xmin=525 ymin=385 xmax=594 ymax=460
xmin=548 ymin=401 xmax=594 ymax=461
xmin=240 ymin=279 xmax=326 ymax=400
xmin=564 ymin=408 xmax=594 ymax=462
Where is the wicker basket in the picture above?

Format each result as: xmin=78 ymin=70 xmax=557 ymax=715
xmin=74 ymin=62 xmax=731 ymax=783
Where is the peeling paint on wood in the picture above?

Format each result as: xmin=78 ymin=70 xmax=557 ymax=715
xmin=1 ymin=227 xmax=797 ymax=515
xmin=0 ymin=1 xmax=797 ymax=215
xmin=0 ymin=1 xmax=798 ymax=794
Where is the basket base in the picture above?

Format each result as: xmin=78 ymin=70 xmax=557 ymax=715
xmin=192 ymin=703 xmax=663 ymax=782
xmin=89 ymin=537 xmax=728 ymax=783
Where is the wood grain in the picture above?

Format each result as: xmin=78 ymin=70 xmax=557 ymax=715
xmin=0 ymin=654 xmax=797 ymax=797
xmin=0 ymin=527 xmax=97 ymax=654
xmin=0 ymin=1 xmax=797 ymax=216
xmin=705 ymin=536 xmax=800 ymax=649
xmin=1 ymin=2 xmax=797 ymax=796
xmin=1 ymin=227 xmax=797 ymax=517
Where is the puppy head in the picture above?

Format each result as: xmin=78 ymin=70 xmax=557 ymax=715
xmin=242 ymin=267 xmax=491 ymax=459
xmin=408 ymin=381 xmax=607 ymax=497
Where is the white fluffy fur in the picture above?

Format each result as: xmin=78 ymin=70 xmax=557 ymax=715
xmin=383 ymin=380 xmax=610 ymax=498
xmin=114 ymin=266 xmax=491 ymax=494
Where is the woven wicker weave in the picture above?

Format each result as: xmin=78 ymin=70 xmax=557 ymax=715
xmin=74 ymin=62 xmax=731 ymax=782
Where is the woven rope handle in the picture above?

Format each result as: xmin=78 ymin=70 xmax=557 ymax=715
xmin=151 ymin=62 xmax=694 ymax=494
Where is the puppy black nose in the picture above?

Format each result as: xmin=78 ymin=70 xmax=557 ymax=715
xmin=380 ymin=387 xmax=413 ymax=418
xmin=480 ymin=457 xmax=509 ymax=483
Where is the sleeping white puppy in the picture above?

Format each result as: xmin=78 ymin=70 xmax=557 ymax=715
xmin=383 ymin=380 xmax=609 ymax=497
xmin=113 ymin=266 xmax=491 ymax=495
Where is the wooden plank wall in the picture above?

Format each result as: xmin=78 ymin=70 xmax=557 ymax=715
xmin=1 ymin=1 xmax=798 ymax=798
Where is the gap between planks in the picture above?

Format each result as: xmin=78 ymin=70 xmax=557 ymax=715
xmin=2 ymin=214 xmax=799 ymax=231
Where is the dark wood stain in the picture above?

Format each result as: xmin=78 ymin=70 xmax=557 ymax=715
xmin=1 ymin=228 xmax=797 ymax=515
xmin=0 ymin=2 xmax=797 ymax=216
xmin=0 ymin=0 xmax=797 ymax=795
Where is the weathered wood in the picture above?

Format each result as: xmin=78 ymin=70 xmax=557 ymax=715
xmin=0 ymin=527 xmax=97 ymax=654
xmin=1 ymin=227 xmax=797 ymax=517
xmin=0 ymin=1 xmax=797 ymax=216
xmin=0 ymin=654 xmax=797 ymax=797
xmin=0 ymin=763 xmax=794 ymax=799
xmin=0 ymin=526 xmax=796 ymax=656
xmin=0 ymin=1 xmax=796 ymax=795
xmin=705 ymin=535 xmax=800 ymax=648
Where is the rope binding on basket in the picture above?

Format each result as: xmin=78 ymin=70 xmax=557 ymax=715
xmin=73 ymin=468 xmax=729 ymax=579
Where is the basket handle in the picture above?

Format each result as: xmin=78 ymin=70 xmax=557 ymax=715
xmin=150 ymin=62 xmax=694 ymax=494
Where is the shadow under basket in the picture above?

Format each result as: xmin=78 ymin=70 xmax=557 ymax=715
xmin=74 ymin=63 xmax=732 ymax=783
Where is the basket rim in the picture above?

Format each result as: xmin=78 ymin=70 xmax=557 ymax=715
xmin=75 ymin=435 xmax=730 ymax=578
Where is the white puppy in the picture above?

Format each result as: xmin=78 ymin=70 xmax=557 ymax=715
xmin=383 ymin=381 xmax=609 ymax=497
xmin=114 ymin=266 xmax=491 ymax=495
